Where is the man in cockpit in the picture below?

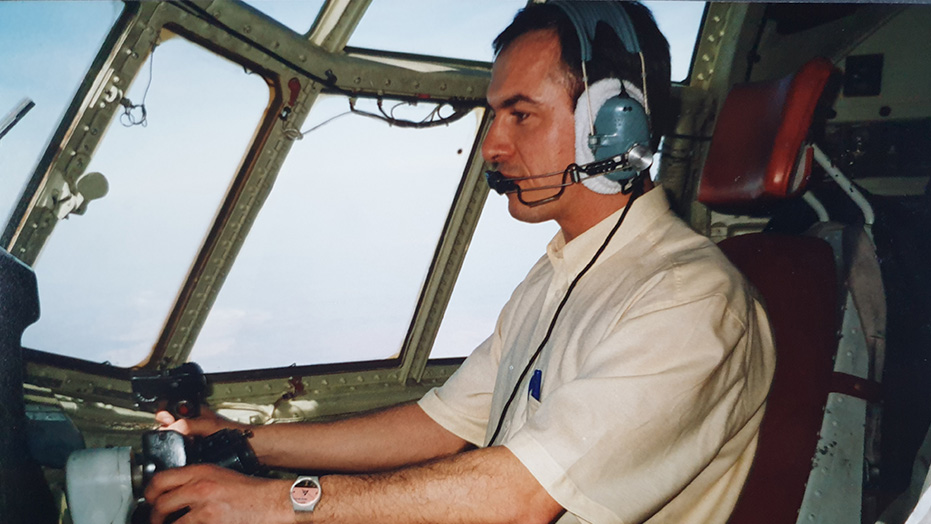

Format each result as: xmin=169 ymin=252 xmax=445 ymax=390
xmin=146 ymin=2 xmax=775 ymax=523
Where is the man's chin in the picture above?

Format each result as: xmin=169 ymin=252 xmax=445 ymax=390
xmin=506 ymin=194 xmax=555 ymax=223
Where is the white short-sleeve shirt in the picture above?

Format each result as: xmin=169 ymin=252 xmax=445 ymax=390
xmin=419 ymin=187 xmax=776 ymax=524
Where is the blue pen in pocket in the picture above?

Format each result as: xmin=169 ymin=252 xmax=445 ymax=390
xmin=528 ymin=369 xmax=542 ymax=401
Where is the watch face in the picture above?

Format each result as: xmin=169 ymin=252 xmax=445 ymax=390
xmin=291 ymin=480 xmax=320 ymax=506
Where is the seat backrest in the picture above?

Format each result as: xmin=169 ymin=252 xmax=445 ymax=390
xmin=700 ymin=58 xmax=835 ymax=212
xmin=720 ymin=235 xmax=838 ymax=523
xmin=0 ymin=247 xmax=56 ymax=524
xmin=696 ymin=58 xmax=846 ymax=523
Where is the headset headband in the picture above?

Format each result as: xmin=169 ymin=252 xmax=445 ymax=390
xmin=549 ymin=0 xmax=641 ymax=62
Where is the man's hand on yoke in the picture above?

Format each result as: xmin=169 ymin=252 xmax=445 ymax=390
xmin=155 ymin=405 xmax=245 ymax=437
xmin=145 ymin=464 xmax=292 ymax=524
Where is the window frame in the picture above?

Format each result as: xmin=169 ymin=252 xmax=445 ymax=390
xmin=9 ymin=1 xmax=490 ymax=402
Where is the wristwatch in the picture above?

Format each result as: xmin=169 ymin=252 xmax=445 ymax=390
xmin=290 ymin=476 xmax=322 ymax=513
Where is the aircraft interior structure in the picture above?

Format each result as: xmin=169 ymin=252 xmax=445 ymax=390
xmin=1 ymin=1 xmax=930 ymax=523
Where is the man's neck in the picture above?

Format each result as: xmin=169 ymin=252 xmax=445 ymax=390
xmin=556 ymin=178 xmax=654 ymax=243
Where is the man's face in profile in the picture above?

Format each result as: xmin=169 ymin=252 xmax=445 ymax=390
xmin=482 ymin=29 xmax=578 ymax=224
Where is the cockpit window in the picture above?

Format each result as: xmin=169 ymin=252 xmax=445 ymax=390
xmin=644 ymin=1 xmax=706 ymax=83
xmin=21 ymin=35 xmax=269 ymax=367
xmin=191 ymin=96 xmax=482 ymax=372
xmin=348 ymin=0 xmax=527 ymax=62
xmin=348 ymin=1 xmax=704 ymax=78
xmin=0 ymin=1 xmax=123 ymax=234
xmin=433 ymin=198 xmax=559 ymax=359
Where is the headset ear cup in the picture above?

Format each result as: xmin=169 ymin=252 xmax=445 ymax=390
xmin=575 ymin=79 xmax=623 ymax=195
xmin=552 ymin=1 xmax=655 ymax=193
xmin=575 ymin=78 xmax=622 ymax=167
xmin=590 ymin=93 xmax=652 ymax=182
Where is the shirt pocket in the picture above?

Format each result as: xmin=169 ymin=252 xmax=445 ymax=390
xmin=525 ymin=394 xmax=542 ymax=420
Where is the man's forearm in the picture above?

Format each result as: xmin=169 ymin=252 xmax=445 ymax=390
xmin=309 ymin=446 xmax=562 ymax=524
xmin=145 ymin=444 xmax=563 ymax=524
xmin=250 ymin=402 xmax=472 ymax=472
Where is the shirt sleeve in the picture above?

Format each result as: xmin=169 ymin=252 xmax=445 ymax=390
xmin=419 ymin=257 xmax=550 ymax=447
xmin=503 ymin=292 xmax=774 ymax=524
xmin=418 ymin=332 xmax=501 ymax=446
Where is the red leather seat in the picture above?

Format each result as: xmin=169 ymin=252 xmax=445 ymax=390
xmin=699 ymin=58 xmax=836 ymax=213
xmin=721 ymin=234 xmax=838 ymax=523
xmin=696 ymin=58 xmax=845 ymax=523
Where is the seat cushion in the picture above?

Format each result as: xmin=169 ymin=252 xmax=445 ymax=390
xmin=721 ymin=233 xmax=839 ymax=524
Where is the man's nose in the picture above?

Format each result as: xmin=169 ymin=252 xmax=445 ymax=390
xmin=481 ymin=117 xmax=512 ymax=164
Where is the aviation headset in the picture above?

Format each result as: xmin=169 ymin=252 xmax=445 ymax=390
xmin=487 ymin=2 xmax=654 ymax=445
xmin=553 ymin=0 xmax=653 ymax=187
xmin=484 ymin=1 xmax=654 ymax=202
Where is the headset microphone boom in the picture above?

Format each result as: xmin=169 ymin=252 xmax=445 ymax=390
xmin=484 ymin=141 xmax=653 ymax=206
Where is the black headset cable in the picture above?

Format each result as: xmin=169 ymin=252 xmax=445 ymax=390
xmin=487 ymin=176 xmax=645 ymax=446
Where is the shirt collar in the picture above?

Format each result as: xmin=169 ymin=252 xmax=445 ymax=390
xmin=545 ymin=186 xmax=671 ymax=278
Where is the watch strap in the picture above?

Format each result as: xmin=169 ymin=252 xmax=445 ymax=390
xmin=290 ymin=476 xmax=321 ymax=512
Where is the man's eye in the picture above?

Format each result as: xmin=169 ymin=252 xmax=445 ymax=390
xmin=513 ymin=111 xmax=529 ymax=122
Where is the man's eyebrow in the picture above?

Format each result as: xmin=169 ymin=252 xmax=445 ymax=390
xmin=494 ymin=94 xmax=539 ymax=109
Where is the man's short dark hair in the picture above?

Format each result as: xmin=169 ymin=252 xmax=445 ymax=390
xmin=493 ymin=2 xmax=672 ymax=149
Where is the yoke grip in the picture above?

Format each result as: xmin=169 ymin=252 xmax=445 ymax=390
xmin=131 ymin=362 xmax=208 ymax=419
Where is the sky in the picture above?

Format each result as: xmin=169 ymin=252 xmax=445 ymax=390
xmin=0 ymin=1 xmax=705 ymax=372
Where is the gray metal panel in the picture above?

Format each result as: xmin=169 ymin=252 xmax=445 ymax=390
xmin=796 ymin=293 xmax=871 ymax=524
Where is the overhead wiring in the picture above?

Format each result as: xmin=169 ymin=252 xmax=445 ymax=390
xmin=119 ymin=39 xmax=159 ymax=127
xmin=283 ymin=97 xmax=473 ymax=139
xmin=173 ymin=0 xmax=479 ymax=131
xmin=283 ymin=110 xmax=353 ymax=140
xmin=348 ymin=98 xmax=473 ymax=129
